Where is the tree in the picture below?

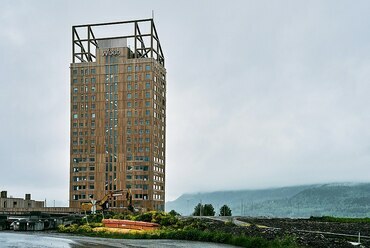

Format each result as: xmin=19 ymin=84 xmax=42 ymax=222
xmin=219 ymin=204 xmax=232 ymax=216
xmin=192 ymin=203 xmax=202 ymax=216
xmin=203 ymin=204 xmax=215 ymax=216
xmin=192 ymin=203 xmax=215 ymax=216
xmin=168 ymin=210 xmax=180 ymax=216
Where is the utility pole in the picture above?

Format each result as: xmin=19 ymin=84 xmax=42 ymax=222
xmin=200 ymin=200 xmax=202 ymax=217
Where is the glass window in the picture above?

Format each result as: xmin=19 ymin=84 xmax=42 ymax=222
xmin=127 ymin=102 xmax=132 ymax=108
xmin=127 ymin=83 xmax=131 ymax=90
xmin=91 ymin=68 xmax=96 ymax=74
xmin=110 ymin=65 xmax=118 ymax=74
xmin=127 ymin=66 xmax=132 ymax=72
xmin=127 ymin=93 xmax=131 ymax=99
xmin=145 ymin=92 xmax=150 ymax=98
xmin=73 ymin=69 xmax=78 ymax=75
xmin=73 ymin=87 xmax=78 ymax=93
xmin=92 ymin=113 xmax=95 ymax=118
xmin=91 ymin=78 xmax=96 ymax=83
xmin=145 ymin=82 xmax=150 ymax=89
xmin=73 ymin=79 xmax=78 ymax=84
xmin=145 ymin=73 xmax=150 ymax=79
xmin=145 ymin=101 xmax=150 ymax=107
xmin=73 ymin=114 xmax=78 ymax=119
xmin=127 ymin=75 xmax=132 ymax=81
xmin=145 ymin=65 xmax=151 ymax=71
xmin=127 ymin=111 xmax=132 ymax=117
xmin=145 ymin=110 xmax=150 ymax=116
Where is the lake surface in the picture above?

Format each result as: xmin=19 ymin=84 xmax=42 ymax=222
xmin=0 ymin=232 xmax=237 ymax=247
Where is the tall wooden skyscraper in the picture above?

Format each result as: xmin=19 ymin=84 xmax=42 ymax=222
xmin=69 ymin=19 xmax=166 ymax=211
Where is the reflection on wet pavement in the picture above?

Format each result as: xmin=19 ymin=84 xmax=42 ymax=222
xmin=0 ymin=232 xmax=237 ymax=247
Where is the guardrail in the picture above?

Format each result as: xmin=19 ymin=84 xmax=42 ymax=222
xmin=0 ymin=207 xmax=80 ymax=215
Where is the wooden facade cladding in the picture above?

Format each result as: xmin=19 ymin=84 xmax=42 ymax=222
xmin=70 ymin=20 xmax=166 ymax=211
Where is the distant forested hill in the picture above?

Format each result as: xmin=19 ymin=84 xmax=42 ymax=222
xmin=166 ymin=183 xmax=370 ymax=217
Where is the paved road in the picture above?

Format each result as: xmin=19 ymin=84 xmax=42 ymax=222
xmin=0 ymin=232 xmax=238 ymax=248
xmin=191 ymin=216 xmax=250 ymax=227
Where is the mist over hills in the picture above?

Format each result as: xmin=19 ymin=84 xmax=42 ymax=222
xmin=166 ymin=183 xmax=370 ymax=217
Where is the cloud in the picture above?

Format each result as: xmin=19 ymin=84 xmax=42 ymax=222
xmin=1 ymin=0 xmax=370 ymax=204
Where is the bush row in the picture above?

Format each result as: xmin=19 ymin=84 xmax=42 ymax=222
xmin=58 ymin=224 xmax=297 ymax=248
xmin=83 ymin=211 xmax=179 ymax=226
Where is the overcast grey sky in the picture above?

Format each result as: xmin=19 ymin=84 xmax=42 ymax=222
xmin=1 ymin=0 xmax=370 ymax=205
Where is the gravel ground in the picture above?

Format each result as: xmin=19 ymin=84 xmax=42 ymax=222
xmin=236 ymin=217 xmax=369 ymax=248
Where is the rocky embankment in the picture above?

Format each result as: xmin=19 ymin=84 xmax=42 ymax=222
xmin=235 ymin=217 xmax=369 ymax=248
xmin=182 ymin=217 xmax=368 ymax=247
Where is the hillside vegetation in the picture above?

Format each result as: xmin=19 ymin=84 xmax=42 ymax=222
xmin=166 ymin=183 xmax=370 ymax=217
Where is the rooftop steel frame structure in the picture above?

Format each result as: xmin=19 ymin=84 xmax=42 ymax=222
xmin=72 ymin=18 xmax=165 ymax=66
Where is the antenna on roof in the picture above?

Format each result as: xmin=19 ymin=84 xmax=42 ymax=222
xmin=152 ymin=10 xmax=154 ymax=19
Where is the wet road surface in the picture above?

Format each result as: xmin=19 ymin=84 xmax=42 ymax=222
xmin=0 ymin=232 xmax=237 ymax=247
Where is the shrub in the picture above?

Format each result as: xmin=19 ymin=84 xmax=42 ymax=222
xmin=133 ymin=211 xmax=154 ymax=222
xmin=77 ymin=224 xmax=92 ymax=233
xmin=69 ymin=224 xmax=79 ymax=233
xmin=57 ymin=224 xmax=66 ymax=232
